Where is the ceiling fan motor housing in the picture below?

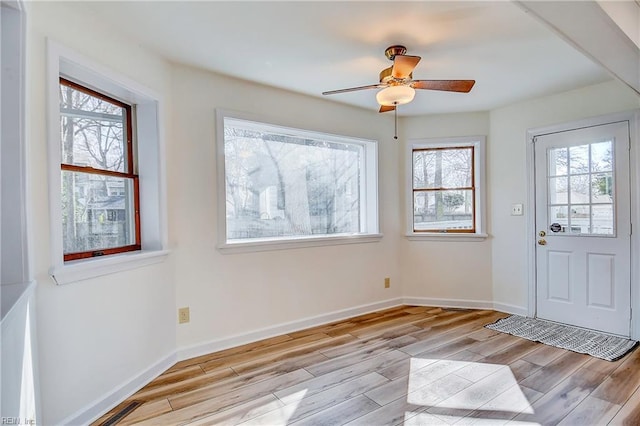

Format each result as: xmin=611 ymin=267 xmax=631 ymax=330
xmin=384 ymin=45 xmax=408 ymax=61
xmin=379 ymin=66 xmax=412 ymax=84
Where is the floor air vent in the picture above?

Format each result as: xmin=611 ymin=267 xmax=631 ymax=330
xmin=99 ymin=401 xmax=143 ymax=426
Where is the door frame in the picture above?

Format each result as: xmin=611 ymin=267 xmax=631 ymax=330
xmin=526 ymin=110 xmax=640 ymax=339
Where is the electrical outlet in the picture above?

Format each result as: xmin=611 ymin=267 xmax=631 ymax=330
xmin=511 ymin=203 xmax=524 ymax=216
xmin=178 ymin=307 xmax=190 ymax=324
xmin=384 ymin=277 xmax=390 ymax=288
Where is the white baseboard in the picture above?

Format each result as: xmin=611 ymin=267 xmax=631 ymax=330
xmin=402 ymin=296 xmax=494 ymax=311
xmin=177 ymin=297 xmax=404 ymax=361
xmin=403 ymin=296 xmax=528 ymax=317
xmin=492 ymin=302 xmax=528 ymax=316
xmin=61 ymin=350 xmax=177 ymax=425
xmin=70 ymin=296 xmax=528 ymax=424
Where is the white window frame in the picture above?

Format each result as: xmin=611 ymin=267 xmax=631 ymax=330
xmin=406 ymin=136 xmax=488 ymax=241
xmin=216 ymin=109 xmax=382 ymax=253
xmin=46 ymin=40 xmax=169 ymax=285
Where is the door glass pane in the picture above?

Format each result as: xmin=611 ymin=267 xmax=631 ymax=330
xmin=548 ymin=147 xmax=568 ymax=176
xmin=569 ymin=145 xmax=589 ymax=174
xmin=548 ymin=141 xmax=615 ymax=237
xmin=549 ymin=206 xmax=568 ymax=233
xmin=570 ymin=175 xmax=590 ymax=204
xmin=549 ymin=177 xmax=568 ymax=204
xmin=591 ymin=172 xmax=613 ymax=203
xmin=591 ymin=141 xmax=613 ymax=172
xmin=570 ymin=205 xmax=590 ymax=234
xmin=592 ymin=204 xmax=614 ymax=235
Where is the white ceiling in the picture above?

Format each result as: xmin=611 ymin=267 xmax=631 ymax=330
xmin=78 ymin=1 xmax=612 ymax=116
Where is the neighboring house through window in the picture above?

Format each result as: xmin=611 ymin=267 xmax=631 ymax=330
xmin=47 ymin=41 xmax=168 ymax=285
xmin=59 ymin=78 xmax=140 ymax=260
xmin=217 ymin=112 xmax=380 ymax=251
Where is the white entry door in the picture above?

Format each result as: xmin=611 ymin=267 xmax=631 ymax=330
xmin=535 ymin=121 xmax=631 ymax=337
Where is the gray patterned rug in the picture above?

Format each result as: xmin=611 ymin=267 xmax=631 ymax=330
xmin=485 ymin=315 xmax=637 ymax=361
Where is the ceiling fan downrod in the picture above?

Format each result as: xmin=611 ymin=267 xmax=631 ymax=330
xmin=394 ymin=103 xmax=398 ymax=140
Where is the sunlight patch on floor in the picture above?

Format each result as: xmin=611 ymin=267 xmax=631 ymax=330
xmin=241 ymin=389 xmax=307 ymax=425
xmin=404 ymin=358 xmax=536 ymax=424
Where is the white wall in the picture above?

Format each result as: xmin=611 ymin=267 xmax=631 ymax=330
xmin=490 ymin=80 xmax=640 ymax=310
xmin=170 ymin=65 xmax=402 ymax=349
xmin=1 ymin=283 xmax=37 ymax=423
xmin=25 ymin=2 xmax=175 ymax=424
xmin=399 ymin=112 xmax=493 ymax=304
xmin=21 ymin=1 xmax=640 ymax=424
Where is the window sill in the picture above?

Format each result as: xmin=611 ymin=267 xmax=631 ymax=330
xmin=50 ymin=249 xmax=170 ymax=285
xmin=218 ymin=233 xmax=383 ymax=254
xmin=406 ymin=233 xmax=489 ymax=242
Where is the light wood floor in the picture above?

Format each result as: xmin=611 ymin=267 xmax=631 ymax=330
xmin=94 ymin=306 xmax=640 ymax=425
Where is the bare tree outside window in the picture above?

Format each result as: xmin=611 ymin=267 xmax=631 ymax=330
xmin=223 ymin=120 xmax=362 ymax=241
xmin=547 ymin=141 xmax=614 ymax=235
xmin=412 ymin=146 xmax=475 ymax=232
xmin=59 ymin=78 xmax=140 ymax=260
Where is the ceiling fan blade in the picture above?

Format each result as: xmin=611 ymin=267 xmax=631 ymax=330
xmin=379 ymin=105 xmax=395 ymax=113
xmin=322 ymin=84 xmax=385 ymax=95
xmin=392 ymin=55 xmax=421 ymax=79
xmin=411 ymin=80 xmax=476 ymax=93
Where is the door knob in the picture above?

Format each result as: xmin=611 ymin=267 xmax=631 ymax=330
xmin=538 ymin=239 xmax=547 ymax=246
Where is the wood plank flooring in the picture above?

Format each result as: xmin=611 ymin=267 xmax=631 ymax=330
xmin=93 ymin=306 xmax=640 ymax=425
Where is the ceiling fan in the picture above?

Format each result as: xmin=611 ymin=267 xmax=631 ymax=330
xmin=322 ymin=45 xmax=475 ymax=114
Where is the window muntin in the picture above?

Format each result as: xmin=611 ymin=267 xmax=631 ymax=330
xmin=221 ymin=116 xmax=377 ymax=245
xmin=59 ymin=78 xmax=140 ymax=260
xmin=412 ymin=145 xmax=477 ymax=233
xmin=546 ymin=140 xmax=615 ymax=236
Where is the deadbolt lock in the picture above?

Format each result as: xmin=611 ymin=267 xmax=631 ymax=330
xmin=538 ymin=239 xmax=547 ymax=246
xmin=538 ymin=230 xmax=546 ymax=237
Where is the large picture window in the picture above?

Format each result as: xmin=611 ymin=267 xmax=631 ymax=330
xmin=408 ymin=136 xmax=486 ymax=238
xmin=59 ymin=78 xmax=140 ymax=260
xmin=219 ymin=114 xmax=379 ymax=249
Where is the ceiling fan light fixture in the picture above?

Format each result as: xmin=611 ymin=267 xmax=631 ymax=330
xmin=376 ymin=85 xmax=415 ymax=106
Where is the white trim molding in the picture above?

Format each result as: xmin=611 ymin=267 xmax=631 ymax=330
xmin=61 ymin=351 xmax=177 ymax=425
xmin=50 ymin=250 xmax=170 ymax=285
xmin=73 ymin=296 xmax=531 ymax=423
xmin=215 ymin=109 xmax=381 ymax=253
xmin=45 ymin=39 xmax=169 ymax=284
xmin=405 ymin=135 xmax=488 ymax=240
xmin=405 ymin=233 xmax=488 ymax=242
xmin=402 ymin=297 xmax=527 ymax=316
xmin=492 ymin=302 xmax=529 ymax=317
xmin=177 ymin=298 xmax=403 ymax=361
xmin=402 ymin=297 xmax=493 ymax=310
xmin=525 ymin=110 xmax=640 ymax=340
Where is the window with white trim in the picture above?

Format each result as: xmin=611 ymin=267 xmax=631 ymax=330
xmin=47 ymin=41 xmax=168 ymax=285
xmin=408 ymin=136 xmax=486 ymax=238
xmin=218 ymin=113 xmax=379 ymax=250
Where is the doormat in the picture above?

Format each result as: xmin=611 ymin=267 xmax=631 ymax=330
xmin=485 ymin=315 xmax=637 ymax=361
